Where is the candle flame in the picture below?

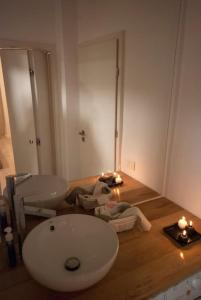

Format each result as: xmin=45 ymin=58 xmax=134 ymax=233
xmin=182 ymin=216 xmax=186 ymax=220
xmin=182 ymin=230 xmax=187 ymax=236
xmin=189 ymin=220 xmax=193 ymax=226
xmin=101 ymin=172 xmax=104 ymax=177
xmin=113 ymin=172 xmax=117 ymax=177
xmin=180 ymin=251 xmax=184 ymax=260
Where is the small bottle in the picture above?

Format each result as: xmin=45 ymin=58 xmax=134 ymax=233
xmin=0 ymin=198 xmax=8 ymax=237
xmin=4 ymin=227 xmax=17 ymax=267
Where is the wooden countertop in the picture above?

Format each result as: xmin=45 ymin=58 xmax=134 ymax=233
xmin=1 ymin=173 xmax=201 ymax=300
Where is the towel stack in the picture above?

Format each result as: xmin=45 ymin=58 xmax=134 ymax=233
xmin=95 ymin=201 xmax=151 ymax=232
xmin=65 ymin=180 xmax=152 ymax=233
xmin=65 ymin=180 xmax=112 ymax=210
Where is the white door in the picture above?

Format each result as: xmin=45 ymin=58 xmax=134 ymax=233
xmin=29 ymin=50 xmax=54 ymax=174
xmin=0 ymin=49 xmax=39 ymax=174
xmin=78 ymin=38 xmax=117 ymax=178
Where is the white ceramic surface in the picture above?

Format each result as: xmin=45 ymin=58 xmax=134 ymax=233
xmin=23 ymin=214 xmax=119 ymax=292
xmin=16 ymin=175 xmax=68 ymax=209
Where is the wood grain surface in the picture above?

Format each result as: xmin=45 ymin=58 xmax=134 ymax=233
xmin=0 ymin=173 xmax=201 ymax=300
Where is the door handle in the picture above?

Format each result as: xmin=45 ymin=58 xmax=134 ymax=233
xmin=78 ymin=130 xmax=86 ymax=137
xmin=36 ymin=138 xmax=41 ymax=146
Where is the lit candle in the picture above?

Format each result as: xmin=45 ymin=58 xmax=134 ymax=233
xmin=115 ymin=174 xmax=122 ymax=184
xmin=178 ymin=216 xmax=187 ymax=230
xmin=189 ymin=220 xmax=193 ymax=228
xmin=181 ymin=229 xmax=187 ymax=239
xmin=101 ymin=172 xmax=104 ymax=178
xmin=113 ymin=172 xmax=117 ymax=178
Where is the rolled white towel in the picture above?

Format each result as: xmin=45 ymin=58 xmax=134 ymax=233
xmin=95 ymin=201 xmax=152 ymax=232
xmin=119 ymin=206 xmax=151 ymax=231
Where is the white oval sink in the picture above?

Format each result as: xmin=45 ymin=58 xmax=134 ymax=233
xmin=23 ymin=214 xmax=119 ymax=292
xmin=16 ymin=175 xmax=68 ymax=209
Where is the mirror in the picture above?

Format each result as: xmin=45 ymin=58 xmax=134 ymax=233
xmin=0 ymin=49 xmax=55 ymax=190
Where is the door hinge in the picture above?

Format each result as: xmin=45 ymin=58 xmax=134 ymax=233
xmin=116 ymin=67 xmax=120 ymax=78
xmin=115 ymin=130 xmax=118 ymax=138
xmin=29 ymin=68 xmax=34 ymax=76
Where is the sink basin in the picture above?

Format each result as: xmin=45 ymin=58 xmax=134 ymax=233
xmin=16 ymin=175 xmax=68 ymax=209
xmin=22 ymin=214 xmax=119 ymax=292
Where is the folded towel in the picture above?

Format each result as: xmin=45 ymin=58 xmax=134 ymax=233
xmin=65 ymin=181 xmax=112 ymax=210
xmin=65 ymin=187 xmax=90 ymax=205
xmin=95 ymin=201 xmax=152 ymax=232
xmin=95 ymin=201 xmax=131 ymax=221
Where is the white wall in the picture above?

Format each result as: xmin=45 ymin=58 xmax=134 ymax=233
xmin=0 ymin=0 xmax=56 ymax=44
xmin=166 ymin=0 xmax=201 ymax=218
xmin=77 ymin=0 xmax=180 ymax=192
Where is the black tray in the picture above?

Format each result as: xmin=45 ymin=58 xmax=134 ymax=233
xmin=163 ymin=223 xmax=201 ymax=247
xmin=98 ymin=176 xmax=123 ymax=188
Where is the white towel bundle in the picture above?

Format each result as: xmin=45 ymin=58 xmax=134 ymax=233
xmin=77 ymin=181 xmax=112 ymax=210
xmin=95 ymin=201 xmax=151 ymax=232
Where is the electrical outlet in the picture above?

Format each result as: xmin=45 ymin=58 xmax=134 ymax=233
xmin=130 ymin=161 xmax=135 ymax=172
xmin=126 ymin=160 xmax=135 ymax=173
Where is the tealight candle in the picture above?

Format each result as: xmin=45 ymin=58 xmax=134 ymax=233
xmin=187 ymin=220 xmax=193 ymax=233
xmin=178 ymin=216 xmax=187 ymax=230
xmin=115 ymin=174 xmax=122 ymax=184
xmin=181 ymin=229 xmax=187 ymax=239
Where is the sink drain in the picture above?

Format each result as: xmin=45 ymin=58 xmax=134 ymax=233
xmin=64 ymin=257 xmax=80 ymax=271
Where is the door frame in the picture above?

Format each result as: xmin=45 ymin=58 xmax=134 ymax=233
xmin=78 ymin=31 xmax=124 ymax=171
xmin=0 ymin=39 xmax=58 ymax=175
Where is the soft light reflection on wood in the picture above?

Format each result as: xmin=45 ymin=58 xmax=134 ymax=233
xmin=180 ymin=251 xmax=184 ymax=260
xmin=116 ymin=188 xmax=120 ymax=201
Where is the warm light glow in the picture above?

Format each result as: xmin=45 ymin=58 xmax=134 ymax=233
xmin=189 ymin=220 xmax=193 ymax=227
xmin=180 ymin=251 xmax=184 ymax=260
xmin=182 ymin=230 xmax=187 ymax=237
xmin=113 ymin=172 xmax=117 ymax=177
xmin=115 ymin=174 xmax=122 ymax=184
xmin=116 ymin=188 xmax=120 ymax=201
xmin=178 ymin=216 xmax=187 ymax=229
xmin=101 ymin=172 xmax=104 ymax=177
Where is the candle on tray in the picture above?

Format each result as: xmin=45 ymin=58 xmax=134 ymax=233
xmin=189 ymin=220 xmax=193 ymax=228
xmin=181 ymin=229 xmax=188 ymax=240
xmin=187 ymin=220 xmax=194 ymax=233
xmin=178 ymin=216 xmax=187 ymax=230
xmin=115 ymin=174 xmax=122 ymax=184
